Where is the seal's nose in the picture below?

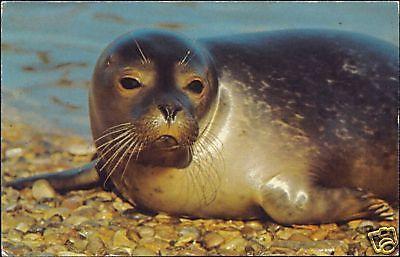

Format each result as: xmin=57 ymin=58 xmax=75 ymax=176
xmin=158 ymin=103 xmax=182 ymax=123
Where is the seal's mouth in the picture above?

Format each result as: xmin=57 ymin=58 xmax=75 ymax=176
xmin=153 ymin=135 xmax=180 ymax=150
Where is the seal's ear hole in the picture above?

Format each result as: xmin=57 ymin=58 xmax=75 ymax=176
xmin=120 ymin=77 xmax=142 ymax=90
xmin=185 ymin=80 xmax=204 ymax=95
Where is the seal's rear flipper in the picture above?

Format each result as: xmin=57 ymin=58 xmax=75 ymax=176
xmin=260 ymin=174 xmax=395 ymax=225
xmin=4 ymin=159 xmax=101 ymax=192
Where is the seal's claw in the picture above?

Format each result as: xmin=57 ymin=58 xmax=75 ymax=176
xmin=364 ymin=197 xmax=394 ymax=220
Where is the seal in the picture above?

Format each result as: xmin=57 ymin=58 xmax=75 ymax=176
xmin=7 ymin=29 xmax=398 ymax=225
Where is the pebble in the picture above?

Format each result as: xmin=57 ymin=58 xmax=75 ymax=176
xmin=320 ymin=223 xmax=338 ymax=231
xmin=112 ymin=200 xmax=132 ymax=213
xmin=310 ymin=229 xmax=329 ymax=241
xmin=61 ymin=196 xmax=84 ymax=210
xmin=72 ymin=206 xmax=97 ymax=217
xmin=57 ymin=251 xmax=87 ymax=256
xmin=244 ymin=220 xmax=264 ymax=231
xmin=7 ymin=229 xmax=23 ymax=241
xmin=256 ymin=233 xmax=273 ymax=247
xmin=63 ymin=215 xmax=90 ymax=227
xmin=112 ymin=229 xmax=136 ymax=248
xmin=276 ymin=228 xmax=294 ymax=240
xmin=5 ymin=148 xmax=23 ymax=158
xmin=288 ymin=232 xmax=313 ymax=242
xmin=109 ymin=246 xmax=133 ymax=255
xmin=32 ymin=179 xmax=56 ymax=200
xmin=43 ymin=207 xmax=71 ymax=220
xmin=269 ymin=246 xmax=297 ymax=255
xmin=65 ymin=143 xmax=95 ymax=156
xmin=86 ymin=234 xmax=106 ymax=255
xmin=178 ymin=226 xmax=200 ymax=243
xmin=241 ymin=226 xmax=258 ymax=238
xmin=14 ymin=215 xmax=36 ymax=233
xmin=334 ymin=246 xmax=347 ymax=256
xmin=203 ymin=232 xmax=225 ymax=249
xmin=272 ymin=239 xmax=346 ymax=253
xmin=348 ymin=219 xmax=362 ymax=229
xmin=131 ymin=246 xmax=157 ymax=256
xmin=154 ymin=224 xmax=178 ymax=241
xmin=137 ymin=226 xmax=155 ymax=238
xmin=220 ymin=237 xmax=247 ymax=252
xmin=126 ymin=229 xmax=140 ymax=242
xmin=356 ymin=220 xmax=379 ymax=234
xmin=178 ymin=247 xmax=207 ymax=256
xmin=45 ymin=245 xmax=68 ymax=254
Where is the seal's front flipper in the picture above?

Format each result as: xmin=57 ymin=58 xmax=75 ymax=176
xmin=260 ymin=174 xmax=394 ymax=225
xmin=4 ymin=159 xmax=100 ymax=192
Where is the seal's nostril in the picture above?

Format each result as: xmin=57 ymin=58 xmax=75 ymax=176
xmin=158 ymin=105 xmax=169 ymax=120
xmin=158 ymin=104 xmax=182 ymax=122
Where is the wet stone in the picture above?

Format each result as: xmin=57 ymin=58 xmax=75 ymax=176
xmin=309 ymin=229 xmax=329 ymax=241
xmin=356 ymin=220 xmax=379 ymax=234
xmin=288 ymin=232 xmax=313 ymax=242
xmin=65 ymin=143 xmax=95 ymax=156
xmin=122 ymin=209 xmax=152 ymax=221
xmin=112 ymin=229 xmax=136 ymax=248
xmin=244 ymin=220 xmax=264 ymax=231
xmin=63 ymin=215 xmax=90 ymax=227
xmin=131 ymin=246 xmax=157 ymax=256
xmin=176 ymin=226 xmax=200 ymax=245
xmin=241 ymin=226 xmax=258 ymax=239
xmin=137 ymin=226 xmax=155 ymax=238
xmin=203 ymin=232 xmax=225 ymax=249
xmin=5 ymin=148 xmax=23 ymax=159
xmin=112 ymin=200 xmax=132 ymax=213
xmin=32 ymin=179 xmax=56 ymax=200
xmin=86 ymin=234 xmax=106 ymax=255
xmin=220 ymin=237 xmax=248 ymax=252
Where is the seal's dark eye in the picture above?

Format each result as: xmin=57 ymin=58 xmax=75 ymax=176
xmin=186 ymin=80 xmax=204 ymax=95
xmin=120 ymin=77 xmax=141 ymax=90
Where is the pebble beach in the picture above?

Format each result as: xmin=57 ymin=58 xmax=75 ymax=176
xmin=1 ymin=121 xmax=398 ymax=256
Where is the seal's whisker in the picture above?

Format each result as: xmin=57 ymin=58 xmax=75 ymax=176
xmin=135 ymin=137 xmax=148 ymax=161
xmin=183 ymin=52 xmax=196 ymax=66
xmin=199 ymin=133 xmax=224 ymax=168
xmin=135 ymin=40 xmax=150 ymax=64
xmin=98 ymin=136 xmax=131 ymax=173
xmin=120 ymin=136 xmax=139 ymax=180
xmin=188 ymin=156 xmax=204 ymax=204
xmin=94 ymin=125 xmax=133 ymax=143
xmin=96 ymin=130 xmax=132 ymax=152
xmin=193 ymin=132 xmax=223 ymax=203
xmin=103 ymin=136 xmax=135 ymax=187
xmin=100 ymin=136 xmax=134 ymax=175
xmin=190 ymin=140 xmax=220 ymax=205
xmin=97 ymin=131 xmax=130 ymax=152
xmin=186 ymin=147 xmax=195 ymax=200
xmin=101 ymin=122 xmax=132 ymax=134
xmin=98 ymin=134 xmax=133 ymax=172
xmin=179 ymin=50 xmax=191 ymax=66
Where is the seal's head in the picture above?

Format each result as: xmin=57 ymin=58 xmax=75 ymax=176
xmin=89 ymin=30 xmax=218 ymax=169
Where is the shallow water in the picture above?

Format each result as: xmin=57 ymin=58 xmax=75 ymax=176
xmin=1 ymin=2 xmax=398 ymax=139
